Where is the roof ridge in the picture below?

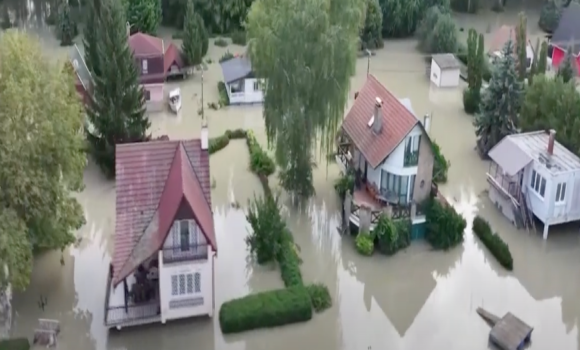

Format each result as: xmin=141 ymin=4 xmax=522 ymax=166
xmin=180 ymin=141 xmax=213 ymax=211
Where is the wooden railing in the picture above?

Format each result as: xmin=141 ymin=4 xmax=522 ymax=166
xmin=350 ymin=202 xmax=411 ymax=222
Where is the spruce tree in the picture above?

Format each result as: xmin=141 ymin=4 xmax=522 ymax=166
xmin=57 ymin=0 xmax=77 ymax=46
xmin=557 ymin=45 xmax=577 ymax=83
xmin=86 ymin=0 xmax=150 ymax=177
xmin=474 ymin=39 xmax=522 ymax=157
xmin=83 ymin=0 xmax=103 ymax=78
xmin=537 ymin=41 xmax=548 ymax=75
xmin=182 ymin=0 xmax=202 ymax=66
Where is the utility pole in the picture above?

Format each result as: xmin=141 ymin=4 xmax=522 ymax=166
xmin=201 ymin=69 xmax=205 ymax=122
xmin=366 ymin=49 xmax=371 ymax=76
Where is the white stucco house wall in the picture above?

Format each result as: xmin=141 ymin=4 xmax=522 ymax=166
xmin=430 ymin=54 xmax=460 ymax=88
xmin=219 ymin=55 xmax=264 ymax=105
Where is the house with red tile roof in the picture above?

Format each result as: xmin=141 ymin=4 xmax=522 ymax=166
xmin=127 ymin=26 xmax=186 ymax=112
xmin=104 ymin=125 xmax=217 ymax=330
xmin=336 ymin=75 xmax=434 ymax=239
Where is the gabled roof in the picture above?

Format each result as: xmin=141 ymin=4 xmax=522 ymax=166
xmin=219 ymin=56 xmax=253 ymax=83
xmin=112 ymin=139 xmax=215 ymax=287
xmin=341 ymin=75 xmax=422 ymax=168
xmin=488 ymin=136 xmax=533 ymax=176
xmin=552 ymin=2 xmax=580 ymax=54
xmin=164 ymin=42 xmax=184 ymax=72
xmin=69 ymin=44 xmax=92 ymax=90
xmin=129 ymin=32 xmax=164 ymax=57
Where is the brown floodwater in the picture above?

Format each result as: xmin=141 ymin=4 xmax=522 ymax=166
xmin=3 ymin=1 xmax=580 ymax=349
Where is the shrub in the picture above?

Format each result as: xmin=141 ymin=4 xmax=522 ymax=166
xmin=0 ymin=338 xmax=30 ymax=350
xmin=425 ymin=198 xmax=466 ymax=250
xmin=393 ymin=218 xmax=411 ymax=249
xmin=374 ymin=214 xmax=398 ymax=255
xmin=355 ymin=233 xmax=374 ymax=256
xmin=463 ymin=87 xmax=480 ymax=114
xmin=360 ymin=0 xmax=383 ymax=50
xmin=217 ymin=81 xmax=230 ymax=107
xmin=230 ymin=31 xmax=247 ymax=45
xmin=245 ymin=130 xmax=276 ymax=177
xmin=207 ymin=129 xmax=246 ymax=154
xmin=472 ymin=216 xmax=513 ymax=270
xmin=214 ymin=37 xmax=228 ymax=47
xmin=219 ymin=286 xmax=313 ymax=334
xmin=334 ymin=170 xmax=354 ymax=200
xmin=306 ymin=283 xmax=332 ymax=312
xmin=277 ymin=231 xmax=303 ymax=287
xmin=246 ymin=194 xmax=286 ymax=264
xmin=417 ymin=7 xmax=458 ymax=54
xmin=432 ymin=140 xmax=449 ymax=184
xmin=539 ymin=0 xmax=561 ymax=33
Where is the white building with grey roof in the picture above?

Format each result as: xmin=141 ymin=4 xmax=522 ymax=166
xmin=219 ymin=55 xmax=264 ymax=104
xmin=486 ymin=130 xmax=580 ymax=239
xmin=429 ymin=53 xmax=460 ymax=88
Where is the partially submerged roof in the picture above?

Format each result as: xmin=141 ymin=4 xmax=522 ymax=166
xmin=341 ymin=75 xmax=423 ymax=168
xmin=112 ymin=139 xmax=216 ymax=287
xmin=488 ymin=137 xmax=533 ymax=176
xmin=496 ymin=131 xmax=580 ymax=174
xmin=552 ymin=2 xmax=580 ymax=54
xmin=69 ymin=44 xmax=92 ymax=90
xmin=129 ymin=32 xmax=164 ymax=57
xmin=431 ymin=53 xmax=460 ymax=70
xmin=219 ymin=56 xmax=253 ymax=83
xmin=164 ymin=42 xmax=184 ymax=72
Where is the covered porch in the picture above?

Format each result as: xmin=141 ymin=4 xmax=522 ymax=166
xmin=104 ymin=257 xmax=161 ymax=329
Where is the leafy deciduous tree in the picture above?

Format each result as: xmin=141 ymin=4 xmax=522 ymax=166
xmin=247 ymin=0 xmax=364 ymax=198
xmin=417 ymin=6 xmax=457 ymax=54
xmin=379 ymin=0 xmax=422 ymax=38
xmin=124 ymin=0 xmax=162 ymax=35
xmin=245 ymin=194 xmax=286 ymax=264
xmin=557 ymin=45 xmax=577 ymax=83
xmin=539 ymin=0 xmax=561 ymax=33
xmin=0 ymin=31 xmax=86 ymax=291
xmin=86 ymin=0 xmax=150 ymax=177
xmin=474 ymin=39 xmax=523 ymax=156
xmin=182 ymin=0 xmax=203 ymax=66
xmin=360 ymin=0 xmax=383 ymax=50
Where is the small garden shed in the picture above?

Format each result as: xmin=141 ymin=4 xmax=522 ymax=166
xmin=430 ymin=54 xmax=460 ymax=88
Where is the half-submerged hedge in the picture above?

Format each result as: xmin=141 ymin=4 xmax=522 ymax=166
xmin=0 ymin=338 xmax=30 ymax=350
xmin=425 ymin=198 xmax=466 ymax=250
xmin=208 ymin=128 xmax=246 ymax=154
xmin=472 ymin=216 xmax=513 ymax=270
xmin=219 ymin=286 xmax=313 ymax=334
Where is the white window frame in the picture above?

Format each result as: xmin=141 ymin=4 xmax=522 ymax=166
xmin=253 ymin=81 xmax=260 ymax=91
xmin=142 ymin=59 xmax=148 ymax=74
xmin=171 ymin=272 xmax=201 ymax=296
xmin=555 ymin=182 xmax=566 ymax=204
xmin=530 ymin=170 xmax=546 ymax=198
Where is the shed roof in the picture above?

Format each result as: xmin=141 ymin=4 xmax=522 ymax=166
xmin=112 ymin=139 xmax=215 ymax=287
xmin=341 ymin=75 xmax=424 ymax=168
xmin=488 ymin=137 xmax=533 ymax=176
xmin=432 ymin=53 xmax=460 ymax=69
xmin=219 ymin=56 xmax=253 ymax=83
xmin=497 ymin=131 xmax=580 ymax=174
xmin=551 ymin=2 xmax=580 ymax=54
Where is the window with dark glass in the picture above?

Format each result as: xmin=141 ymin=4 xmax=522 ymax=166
xmin=380 ymin=171 xmax=411 ymax=204
xmin=180 ymin=220 xmax=190 ymax=251
xmin=404 ymin=135 xmax=420 ymax=167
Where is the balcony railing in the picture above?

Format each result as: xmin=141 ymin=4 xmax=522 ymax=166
xmin=105 ymin=302 xmax=161 ymax=327
xmin=404 ymin=150 xmax=419 ymax=167
xmin=162 ymin=244 xmax=208 ymax=264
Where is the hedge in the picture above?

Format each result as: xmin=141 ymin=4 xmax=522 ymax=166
xmin=219 ymin=286 xmax=313 ymax=334
xmin=208 ymin=128 xmax=246 ymax=154
xmin=306 ymin=283 xmax=332 ymax=313
xmin=0 ymin=338 xmax=30 ymax=350
xmin=245 ymin=130 xmax=275 ymax=177
xmin=425 ymin=198 xmax=466 ymax=250
xmin=277 ymin=232 xmax=303 ymax=287
xmin=472 ymin=216 xmax=513 ymax=270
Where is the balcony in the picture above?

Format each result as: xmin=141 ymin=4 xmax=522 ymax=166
xmin=404 ymin=150 xmax=419 ymax=167
xmin=162 ymin=244 xmax=208 ymax=264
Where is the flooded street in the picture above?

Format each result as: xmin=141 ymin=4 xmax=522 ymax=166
xmin=4 ymin=1 xmax=580 ymax=349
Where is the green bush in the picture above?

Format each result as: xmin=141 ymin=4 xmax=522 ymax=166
xmin=0 ymin=338 xmax=30 ymax=350
xmin=219 ymin=286 xmax=313 ymax=334
xmin=277 ymin=232 xmax=303 ymax=287
xmin=432 ymin=140 xmax=449 ymax=184
xmin=416 ymin=7 xmax=458 ymax=54
xmin=355 ymin=233 xmax=374 ymax=256
xmin=230 ymin=31 xmax=247 ymax=45
xmin=245 ymin=130 xmax=276 ymax=177
xmin=306 ymin=283 xmax=332 ymax=312
xmin=393 ymin=218 xmax=411 ymax=249
xmin=208 ymin=128 xmax=247 ymax=154
xmin=472 ymin=216 xmax=513 ymax=270
xmin=219 ymin=50 xmax=235 ymax=63
xmin=334 ymin=170 xmax=354 ymax=200
xmin=214 ymin=37 xmax=228 ymax=47
xmin=217 ymin=81 xmax=230 ymax=107
xmin=425 ymin=198 xmax=466 ymax=250
xmin=374 ymin=214 xmax=398 ymax=255
xmin=463 ymin=87 xmax=480 ymax=114
xmin=246 ymin=194 xmax=286 ymax=264
xmin=360 ymin=0 xmax=383 ymax=50
xmin=539 ymin=0 xmax=561 ymax=33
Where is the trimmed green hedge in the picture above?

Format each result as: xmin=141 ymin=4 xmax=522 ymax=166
xmin=425 ymin=198 xmax=466 ymax=250
xmin=306 ymin=283 xmax=332 ymax=313
xmin=208 ymin=128 xmax=246 ymax=154
xmin=245 ymin=130 xmax=275 ymax=177
xmin=277 ymin=232 xmax=303 ymax=287
xmin=472 ymin=216 xmax=513 ymax=270
xmin=0 ymin=338 xmax=30 ymax=350
xmin=219 ymin=286 xmax=313 ymax=334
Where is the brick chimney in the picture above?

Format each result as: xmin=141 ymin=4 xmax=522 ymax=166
xmin=547 ymin=129 xmax=556 ymax=156
xmin=201 ymin=122 xmax=208 ymax=150
xmin=372 ymin=97 xmax=383 ymax=134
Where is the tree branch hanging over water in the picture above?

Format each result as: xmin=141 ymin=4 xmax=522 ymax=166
xmin=246 ymin=0 xmax=364 ymax=198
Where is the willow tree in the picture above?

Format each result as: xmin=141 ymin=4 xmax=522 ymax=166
xmin=247 ymin=0 xmax=363 ymax=198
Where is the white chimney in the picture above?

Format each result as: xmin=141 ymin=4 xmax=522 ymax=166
xmin=372 ymin=97 xmax=383 ymax=134
xmin=201 ymin=124 xmax=208 ymax=150
xmin=423 ymin=114 xmax=431 ymax=133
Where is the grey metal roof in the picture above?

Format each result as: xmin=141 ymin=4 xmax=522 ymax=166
xmin=488 ymin=137 xmax=533 ymax=176
xmin=503 ymin=131 xmax=580 ymax=174
xmin=69 ymin=44 xmax=93 ymax=89
xmin=219 ymin=56 xmax=253 ymax=83
xmin=432 ymin=54 xmax=460 ymax=70
xmin=551 ymin=2 xmax=580 ymax=54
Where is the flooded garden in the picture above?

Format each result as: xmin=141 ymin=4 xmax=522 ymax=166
xmin=2 ymin=0 xmax=580 ymax=349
